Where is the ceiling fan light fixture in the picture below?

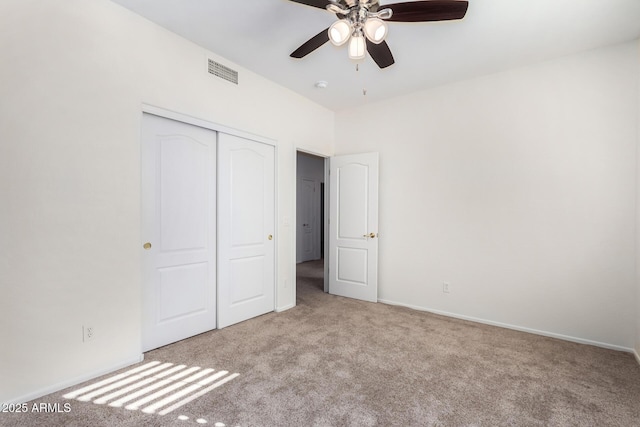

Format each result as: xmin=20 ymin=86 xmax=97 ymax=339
xmin=363 ymin=18 xmax=388 ymax=44
xmin=328 ymin=19 xmax=351 ymax=46
xmin=289 ymin=0 xmax=469 ymax=69
xmin=348 ymin=33 xmax=366 ymax=60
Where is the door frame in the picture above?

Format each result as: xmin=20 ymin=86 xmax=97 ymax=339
xmin=293 ymin=148 xmax=331 ymax=305
xmin=142 ymin=105 xmax=275 ymax=147
xmin=140 ymin=104 xmax=278 ymax=350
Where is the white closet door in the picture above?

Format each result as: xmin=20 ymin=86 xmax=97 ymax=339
xmin=218 ymin=134 xmax=275 ymax=329
xmin=141 ymin=113 xmax=217 ymax=352
xmin=329 ymin=152 xmax=379 ymax=303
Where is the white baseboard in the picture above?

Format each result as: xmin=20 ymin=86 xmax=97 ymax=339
xmin=3 ymin=354 xmax=144 ymax=405
xmin=378 ymin=299 xmax=634 ymax=354
xmin=634 ymin=348 xmax=640 ymax=366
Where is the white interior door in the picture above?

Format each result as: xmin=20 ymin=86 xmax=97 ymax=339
xmin=297 ymin=178 xmax=318 ymax=263
xmin=141 ymin=113 xmax=217 ymax=352
xmin=329 ymin=152 xmax=379 ymax=302
xmin=218 ymin=133 xmax=275 ymax=329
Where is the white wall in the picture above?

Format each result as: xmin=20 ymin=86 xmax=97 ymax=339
xmin=0 ymin=0 xmax=333 ymax=403
xmin=336 ymin=41 xmax=639 ymax=350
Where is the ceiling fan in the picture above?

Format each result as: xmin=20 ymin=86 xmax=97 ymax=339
xmin=289 ymin=0 xmax=469 ymax=68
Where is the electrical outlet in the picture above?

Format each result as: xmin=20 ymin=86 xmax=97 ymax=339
xmin=443 ymin=282 xmax=450 ymax=293
xmin=83 ymin=325 xmax=95 ymax=342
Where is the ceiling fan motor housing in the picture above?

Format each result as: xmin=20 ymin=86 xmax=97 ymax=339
xmin=342 ymin=0 xmax=379 ymax=9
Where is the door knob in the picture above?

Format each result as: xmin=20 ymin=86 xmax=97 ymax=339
xmin=363 ymin=233 xmax=376 ymax=239
xmin=268 ymin=235 xmax=273 ymax=240
xmin=143 ymin=242 xmax=152 ymax=250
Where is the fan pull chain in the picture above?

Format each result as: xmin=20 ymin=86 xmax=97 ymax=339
xmin=354 ymin=63 xmax=367 ymax=96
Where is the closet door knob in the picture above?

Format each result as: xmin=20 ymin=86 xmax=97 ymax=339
xmin=143 ymin=242 xmax=152 ymax=250
xmin=268 ymin=235 xmax=273 ymax=241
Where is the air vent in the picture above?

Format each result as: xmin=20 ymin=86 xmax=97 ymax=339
xmin=208 ymin=59 xmax=238 ymax=85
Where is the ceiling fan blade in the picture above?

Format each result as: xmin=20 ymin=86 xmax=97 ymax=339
xmin=366 ymin=40 xmax=395 ymax=69
xmin=290 ymin=28 xmax=330 ymax=58
xmin=384 ymin=0 xmax=468 ymax=22
xmin=287 ymin=0 xmax=330 ymax=10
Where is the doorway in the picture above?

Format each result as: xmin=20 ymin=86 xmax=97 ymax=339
xmin=296 ymin=151 xmax=327 ymax=300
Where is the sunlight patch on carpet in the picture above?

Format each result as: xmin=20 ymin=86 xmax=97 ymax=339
xmin=63 ymin=361 xmax=239 ymax=416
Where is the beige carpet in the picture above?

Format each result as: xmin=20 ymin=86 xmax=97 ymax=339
xmin=3 ymin=259 xmax=640 ymax=426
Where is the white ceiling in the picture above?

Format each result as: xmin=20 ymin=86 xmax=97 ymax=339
xmin=110 ymin=0 xmax=640 ymax=111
